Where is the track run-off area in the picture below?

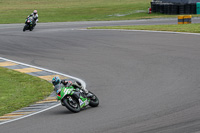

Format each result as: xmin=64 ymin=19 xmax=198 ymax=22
xmin=1 ymin=18 xmax=200 ymax=133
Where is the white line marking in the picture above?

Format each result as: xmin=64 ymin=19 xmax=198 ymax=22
xmin=0 ymin=57 xmax=86 ymax=125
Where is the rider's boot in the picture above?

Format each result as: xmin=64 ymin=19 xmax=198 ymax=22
xmin=86 ymin=93 xmax=93 ymax=98
xmin=85 ymin=92 xmax=95 ymax=99
xmin=81 ymin=89 xmax=92 ymax=98
xmin=80 ymin=88 xmax=95 ymax=99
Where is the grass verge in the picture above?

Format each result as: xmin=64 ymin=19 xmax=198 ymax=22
xmin=88 ymin=23 xmax=200 ymax=33
xmin=1 ymin=0 xmax=199 ymax=24
xmin=0 ymin=67 xmax=53 ymax=116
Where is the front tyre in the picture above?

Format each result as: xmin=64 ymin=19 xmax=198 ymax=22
xmin=63 ymin=96 xmax=80 ymax=113
xmin=29 ymin=25 xmax=34 ymax=31
xmin=89 ymin=92 xmax=99 ymax=107
xmin=23 ymin=24 xmax=28 ymax=32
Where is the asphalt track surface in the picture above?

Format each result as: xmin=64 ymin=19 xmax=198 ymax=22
xmin=1 ymin=18 xmax=200 ymax=133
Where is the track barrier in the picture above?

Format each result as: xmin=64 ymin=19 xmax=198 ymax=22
xmin=178 ymin=15 xmax=192 ymax=24
xmin=151 ymin=2 xmax=197 ymax=14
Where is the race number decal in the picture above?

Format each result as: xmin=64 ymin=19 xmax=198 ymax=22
xmin=64 ymin=89 xmax=72 ymax=95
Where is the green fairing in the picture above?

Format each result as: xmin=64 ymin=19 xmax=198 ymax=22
xmin=56 ymin=86 xmax=73 ymax=100
xmin=57 ymin=86 xmax=90 ymax=108
xmin=57 ymin=95 xmax=61 ymax=100
xmin=79 ymin=96 xmax=90 ymax=108
xmin=61 ymin=86 xmax=74 ymax=96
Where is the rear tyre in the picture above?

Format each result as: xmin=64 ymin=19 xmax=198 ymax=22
xmin=89 ymin=92 xmax=99 ymax=107
xmin=63 ymin=96 xmax=80 ymax=113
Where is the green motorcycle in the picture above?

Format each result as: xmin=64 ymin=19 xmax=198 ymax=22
xmin=57 ymin=86 xmax=99 ymax=113
xmin=23 ymin=16 xmax=35 ymax=32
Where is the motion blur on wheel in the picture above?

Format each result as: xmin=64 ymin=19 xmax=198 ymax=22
xmin=57 ymin=86 xmax=99 ymax=113
xmin=23 ymin=16 xmax=35 ymax=32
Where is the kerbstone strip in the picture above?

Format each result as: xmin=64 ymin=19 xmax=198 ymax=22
xmin=4 ymin=65 xmax=30 ymax=69
xmin=27 ymin=71 xmax=55 ymax=76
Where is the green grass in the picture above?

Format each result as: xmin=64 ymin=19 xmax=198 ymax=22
xmin=0 ymin=67 xmax=53 ymax=116
xmin=88 ymin=23 xmax=200 ymax=33
xmin=1 ymin=0 xmax=199 ymax=24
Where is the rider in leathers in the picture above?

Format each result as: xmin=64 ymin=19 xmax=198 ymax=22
xmin=28 ymin=10 xmax=38 ymax=27
xmin=52 ymin=76 xmax=92 ymax=98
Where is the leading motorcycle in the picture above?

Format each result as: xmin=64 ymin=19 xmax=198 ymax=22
xmin=23 ymin=16 xmax=35 ymax=32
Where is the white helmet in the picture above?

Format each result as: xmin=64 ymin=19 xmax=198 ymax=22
xmin=33 ymin=10 xmax=37 ymax=14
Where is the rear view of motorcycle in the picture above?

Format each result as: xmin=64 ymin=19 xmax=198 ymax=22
xmin=23 ymin=16 xmax=35 ymax=32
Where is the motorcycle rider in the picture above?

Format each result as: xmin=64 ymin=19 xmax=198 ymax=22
xmin=27 ymin=10 xmax=38 ymax=27
xmin=52 ymin=76 xmax=93 ymax=98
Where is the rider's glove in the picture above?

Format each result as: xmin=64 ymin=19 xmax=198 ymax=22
xmin=66 ymin=81 xmax=73 ymax=87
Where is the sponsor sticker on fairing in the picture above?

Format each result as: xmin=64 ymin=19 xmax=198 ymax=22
xmin=79 ymin=99 xmax=84 ymax=106
xmin=85 ymin=99 xmax=89 ymax=105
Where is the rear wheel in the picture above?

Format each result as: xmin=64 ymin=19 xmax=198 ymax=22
xmin=63 ymin=96 xmax=80 ymax=113
xmin=89 ymin=92 xmax=99 ymax=107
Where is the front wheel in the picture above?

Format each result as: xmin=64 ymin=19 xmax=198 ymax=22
xmin=23 ymin=24 xmax=28 ymax=32
xmin=89 ymin=92 xmax=99 ymax=107
xmin=29 ymin=25 xmax=34 ymax=31
xmin=63 ymin=96 xmax=80 ymax=113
